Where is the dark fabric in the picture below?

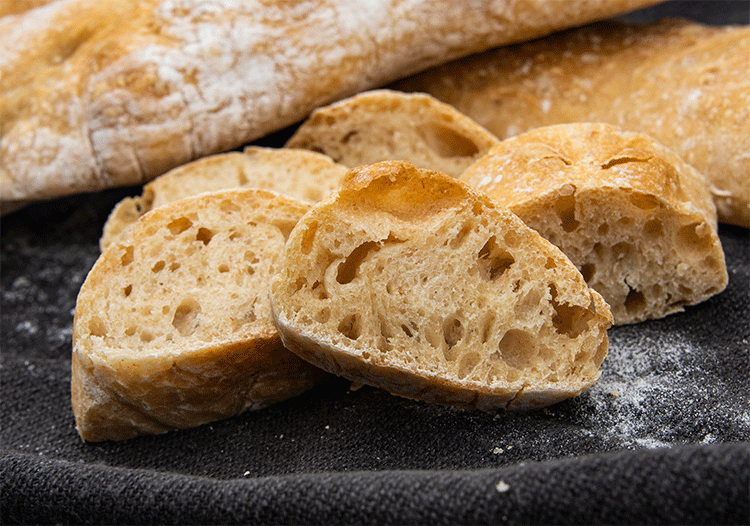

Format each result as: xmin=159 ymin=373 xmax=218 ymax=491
xmin=2 ymin=2 xmax=749 ymax=525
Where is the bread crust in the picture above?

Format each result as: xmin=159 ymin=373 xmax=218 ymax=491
xmin=72 ymin=188 xmax=329 ymax=441
xmin=1 ymin=0 xmax=660 ymax=209
xmin=99 ymin=146 xmax=347 ymax=250
xmin=460 ymin=123 xmax=728 ymax=324
xmin=271 ymin=161 xmax=613 ymax=412
xmin=393 ymin=19 xmax=750 ymax=227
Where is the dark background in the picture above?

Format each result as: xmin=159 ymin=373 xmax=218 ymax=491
xmin=2 ymin=1 xmax=748 ymax=524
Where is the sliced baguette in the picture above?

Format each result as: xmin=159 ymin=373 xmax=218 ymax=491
xmin=270 ymin=161 xmax=613 ymax=412
xmin=393 ymin=19 xmax=750 ymax=227
xmin=460 ymin=123 xmax=728 ymax=325
xmin=285 ymin=90 xmax=500 ymax=177
xmin=72 ymin=188 xmax=329 ymax=441
xmin=100 ymin=146 xmax=348 ymax=250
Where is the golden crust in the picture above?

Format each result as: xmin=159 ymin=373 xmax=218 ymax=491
xmin=1 ymin=0 xmax=660 ymax=207
xmin=394 ymin=19 xmax=750 ymax=227
xmin=72 ymin=188 xmax=330 ymax=441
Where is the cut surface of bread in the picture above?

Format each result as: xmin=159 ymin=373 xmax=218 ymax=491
xmin=1 ymin=0 xmax=659 ymax=210
xmin=270 ymin=161 xmax=613 ymax=412
xmin=100 ymin=146 xmax=347 ymax=250
xmin=393 ymin=19 xmax=750 ymax=227
xmin=285 ymin=90 xmax=500 ymax=177
xmin=72 ymin=188 xmax=329 ymax=441
xmin=460 ymin=123 xmax=728 ymax=325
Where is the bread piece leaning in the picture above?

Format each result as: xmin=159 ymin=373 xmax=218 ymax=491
xmin=393 ymin=19 xmax=750 ymax=227
xmin=72 ymin=188 xmax=330 ymax=441
xmin=285 ymin=90 xmax=500 ymax=177
xmin=100 ymin=146 xmax=348 ymax=250
xmin=270 ymin=161 xmax=613 ymax=412
xmin=460 ymin=123 xmax=728 ymax=325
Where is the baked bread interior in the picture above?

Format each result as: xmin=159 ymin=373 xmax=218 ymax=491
xmin=72 ymin=188 xmax=329 ymax=441
xmin=271 ymin=161 xmax=613 ymax=412
xmin=460 ymin=123 xmax=728 ymax=325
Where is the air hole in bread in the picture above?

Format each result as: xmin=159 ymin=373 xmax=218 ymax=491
xmin=314 ymin=308 xmax=330 ymax=324
xmin=229 ymin=230 xmax=241 ymax=241
xmin=598 ymin=223 xmax=610 ymax=235
xmin=311 ymin=280 xmax=328 ymax=299
xmin=152 ymin=260 xmax=165 ymax=272
xmin=401 ymin=323 xmax=415 ymax=338
xmin=341 ymin=130 xmax=359 ymax=144
xmin=300 ymin=221 xmax=318 ymax=254
xmin=477 ymin=236 xmax=515 ymax=281
xmin=580 ymin=263 xmax=595 ymax=283
xmin=643 ymin=218 xmax=663 ymax=239
xmin=244 ymin=250 xmax=259 ymax=264
xmin=88 ymin=317 xmax=107 ymax=337
xmin=272 ymin=219 xmax=298 ymax=241
xmin=442 ymin=315 xmax=464 ymax=355
xmin=123 ymin=284 xmax=132 ymax=297
xmin=554 ymin=192 xmax=580 ymax=232
xmin=630 ymin=192 xmax=660 ymax=210
xmin=125 ymin=326 xmax=136 ymax=337
xmin=549 ymin=284 xmax=593 ymax=339
xmin=171 ymin=298 xmax=201 ymax=337
xmin=167 ymin=217 xmax=193 ymax=236
xmin=678 ymin=222 xmax=712 ymax=253
xmin=515 ymin=286 xmax=543 ymax=321
xmin=120 ymin=246 xmax=134 ymax=267
xmin=613 ymin=242 xmax=632 ymax=260
xmin=545 ymin=257 xmax=556 ymax=269
xmin=218 ymin=264 xmax=230 ymax=273
xmin=169 ymin=262 xmax=180 ymax=272
xmin=220 ymin=199 xmax=241 ymax=213
xmin=140 ymin=330 xmax=155 ymax=343
xmin=497 ymin=329 xmax=535 ymax=370
xmin=457 ymin=351 xmax=480 ymax=380
xmin=337 ymin=241 xmax=380 ymax=284
xmin=196 ymin=228 xmax=213 ymax=245
xmin=338 ymin=314 xmax=361 ymax=340
xmin=417 ymin=123 xmax=480 ymax=158
xmin=449 ymin=221 xmax=475 ymax=248
xmin=704 ymin=255 xmax=721 ymax=271
xmin=624 ymin=287 xmax=646 ymax=314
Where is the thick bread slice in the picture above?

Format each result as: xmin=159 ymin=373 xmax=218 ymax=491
xmin=1 ymin=0 xmax=661 ymax=210
xmin=285 ymin=90 xmax=500 ymax=177
xmin=100 ymin=146 xmax=347 ymax=250
xmin=72 ymin=188 xmax=329 ymax=441
xmin=460 ymin=123 xmax=728 ymax=325
xmin=270 ymin=161 xmax=613 ymax=412
xmin=393 ymin=19 xmax=750 ymax=227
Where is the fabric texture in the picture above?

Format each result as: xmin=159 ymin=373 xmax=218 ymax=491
xmin=1 ymin=2 xmax=749 ymax=525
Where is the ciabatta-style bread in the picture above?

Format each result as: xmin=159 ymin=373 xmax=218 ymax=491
xmin=460 ymin=123 xmax=728 ymax=325
xmin=0 ymin=0 xmax=661 ymax=212
xmin=285 ymin=90 xmax=499 ymax=178
xmin=100 ymin=146 xmax=347 ymax=250
xmin=72 ymin=188 xmax=329 ymax=441
xmin=393 ymin=19 xmax=750 ymax=227
xmin=270 ymin=161 xmax=613 ymax=412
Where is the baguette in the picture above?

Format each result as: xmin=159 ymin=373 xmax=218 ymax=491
xmin=100 ymin=146 xmax=347 ymax=250
xmin=393 ymin=19 xmax=750 ymax=227
xmin=460 ymin=123 xmax=728 ymax=325
xmin=270 ymin=161 xmax=613 ymax=412
xmin=1 ymin=0 xmax=661 ymax=212
xmin=72 ymin=188 xmax=329 ymax=441
xmin=285 ymin=90 xmax=499 ymax=177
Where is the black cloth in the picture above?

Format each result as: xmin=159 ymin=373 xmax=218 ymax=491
xmin=1 ymin=2 xmax=749 ymax=524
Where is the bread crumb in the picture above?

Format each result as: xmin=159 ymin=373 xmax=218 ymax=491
xmin=495 ymin=480 xmax=511 ymax=493
xmin=492 ymin=447 xmax=503 ymax=454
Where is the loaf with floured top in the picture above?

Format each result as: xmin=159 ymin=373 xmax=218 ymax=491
xmin=270 ymin=161 xmax=613 ymax=412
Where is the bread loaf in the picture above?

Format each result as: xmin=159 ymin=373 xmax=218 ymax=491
xmin=72 ymin=188 xmax=329 ymax=441
xmin=460 ymin=123 xmax=728 ymax=325
xmin=100 ymin=146 xmax=347 ymax=250
xmin=0 ymin=0 xmax=661 ymax=212
xmin=285 ymin=90 xmax=499 ymax=177
xmin=270 ymin=161 xmax=613 ymax=412
xmin=393 ymin=19 xmax=750 ymax=227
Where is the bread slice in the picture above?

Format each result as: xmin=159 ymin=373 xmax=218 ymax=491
xmin=285 ymin=90 xmax=500 ymax=178
xmin=1 ymin=0 xmax=660 ymax=211
xmin=460 ymin=123 xmax=728 ymax=325
xmin=72 ymin=188 xmax=330 ymax=441
xmin=392 ymin=19 xmax=750 ymax=227
xmin=270 ymin=161 xmax=613 ymax=412
xmin=100 ymin=146 xmax=348 ymax=250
